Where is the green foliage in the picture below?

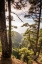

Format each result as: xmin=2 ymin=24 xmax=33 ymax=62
xmin=19 ymin=47 xmax=33 ymax=55
xmin=28 ymin=60 xmax=33 ymax=64
xmin=19 ymin=47 xmax=33 ymax=64
xmin=20 ymin=36 xmax=29 ymax=48
xmin=12 ymin=48 xmax=21 ymax=59
xmin=12 ymin=47 xmax=34 ymax=64
xmin=20 ymin=25 xmax=37 ymax=50
xmin=20 ymin=23 xmax=42 ymax=60
xmin=39 ymin=28 xmax=42 ymax=38
xmin=21 ymin=23 xmax=29 ymax=27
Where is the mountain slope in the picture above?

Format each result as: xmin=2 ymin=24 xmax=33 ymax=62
xmin=11 ymin=31 xmax=22 ymax=48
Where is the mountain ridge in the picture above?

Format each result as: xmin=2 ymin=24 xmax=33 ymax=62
xmin=11 ymin=31 xmax=23 ymax=48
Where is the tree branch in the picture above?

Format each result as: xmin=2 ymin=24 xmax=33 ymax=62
xmin=11 ymin=12 xmax=24 ymax=23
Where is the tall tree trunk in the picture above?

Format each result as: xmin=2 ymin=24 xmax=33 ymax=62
xmin=8 ymin=0 xmax=12 ymax=57
xmin=0 ymin=0 xmax=11 ymax=58
xmin=34 ymin=0 xmax=41 ymax=60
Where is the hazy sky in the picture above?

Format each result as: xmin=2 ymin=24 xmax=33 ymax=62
xmin=6 ymin=1 xmax=42 ymax=34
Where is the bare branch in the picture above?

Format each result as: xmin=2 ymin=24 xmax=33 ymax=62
xmin=11 ymin=12 xmax=24 ymax=23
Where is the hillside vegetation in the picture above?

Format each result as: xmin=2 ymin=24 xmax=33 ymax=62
xmin=7 ymin=31 xmax=22 ymax=48
xmin=12 ymin=31 xmax=22 ymax=48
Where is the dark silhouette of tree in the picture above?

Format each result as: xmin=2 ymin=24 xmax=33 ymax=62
xmin=29 ymin=0 xmax=42 ymax=60
xmin=0 ymin=0 xmax=10 ymax=58
xmin=0 ymin=0 xmax=14 ymax=58
xmin=7 ymin=0 xmax=12 ymax=58
xmin=23 ymin=0 xmax=42 ymax=60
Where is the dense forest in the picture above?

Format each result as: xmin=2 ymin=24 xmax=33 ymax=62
xmin=0 ymin=0 xmax=42 ymax=64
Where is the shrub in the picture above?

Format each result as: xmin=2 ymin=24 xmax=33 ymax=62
xmin=12 ymin=48 xmax=21 ymax=59
xmin=19 ymin=47 xmax=33 ymax=64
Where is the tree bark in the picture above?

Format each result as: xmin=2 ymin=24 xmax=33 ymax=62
xmin=8 ymin=0 xmax=12 ymax=57
xmin=0 ymin=0 xmax=11 ymax=58
xmin=33 ymin=0 xmax=42 ymax=60
xmin=0 ymin=0 xmax=8 ymax=58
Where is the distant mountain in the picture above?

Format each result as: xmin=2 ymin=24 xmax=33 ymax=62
xmin=11 ymin=31 xmax=23 ymax=48
xmin=21 ymin=33 xmax=24 ymax=37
